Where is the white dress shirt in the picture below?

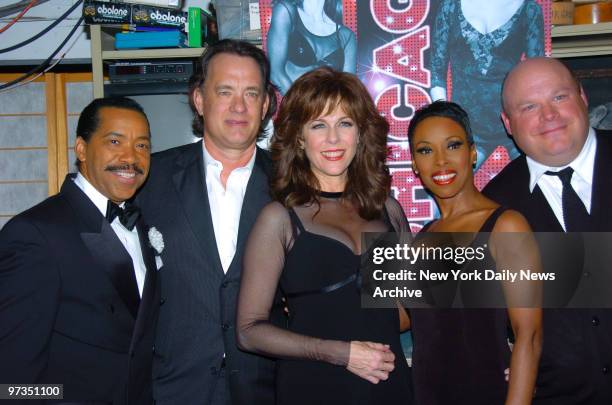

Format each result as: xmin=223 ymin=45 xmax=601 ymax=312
xmin=203 ymin=142 xmax=256 ymax=272
xmin=526 ymin=127 xmax=597 ymax=231
xmin=73 ymin=173 xmax=147 ymax=297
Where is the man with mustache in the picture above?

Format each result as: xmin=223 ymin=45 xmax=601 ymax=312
xmin=484 ymin=57 xmax=612 ymax=404
xmin=0 ymin=97 xmax=159 ymax=404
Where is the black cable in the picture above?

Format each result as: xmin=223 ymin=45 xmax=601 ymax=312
xmin=0 ymin=0 xmax=31 ymax=17
xmin=0 ymin=0 xmax=82 ymax=54
xmin=0 ymin=16 xmax=84 ymax=91
xmin=0 ymin=0 xmax=51 ymax=18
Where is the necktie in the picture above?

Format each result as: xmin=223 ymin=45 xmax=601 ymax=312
xmin=545 ymin=167 xmax=589 ymax=231
xmin=105 ymin=200 xmax=141 ymax=231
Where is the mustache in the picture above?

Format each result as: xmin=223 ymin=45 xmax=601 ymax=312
xmin=105 ymin=164 xmax=144 ymax=175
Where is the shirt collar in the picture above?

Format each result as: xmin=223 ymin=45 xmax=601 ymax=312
xmin=526 ymin=127 xmax=597 ymax=192
xmin=202 ymin=140 xmax=257 ymax=173
xmin=73 ymin=172 xmax=123 ymax=216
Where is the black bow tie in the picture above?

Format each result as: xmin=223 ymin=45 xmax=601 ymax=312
xmin=105 ymin=200 xmax=141 ymax=231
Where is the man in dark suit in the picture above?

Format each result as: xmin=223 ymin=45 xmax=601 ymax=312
xmin=484 ymin=57 xmax=612 ymax=404
xmin=0 ymin=97 xmax=160 ymax=404
xmin=136 ymin=40 xmax=278 ymax=404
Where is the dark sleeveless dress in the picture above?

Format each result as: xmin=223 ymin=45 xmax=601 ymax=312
xmin=275 ymin=208 xmax=413 ymax=405
xmin=410 ymin=207 xmax=512 ymax=404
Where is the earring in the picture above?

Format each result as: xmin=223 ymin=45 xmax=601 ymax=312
xmin=472 ymin=161 xmax=477 ymax=169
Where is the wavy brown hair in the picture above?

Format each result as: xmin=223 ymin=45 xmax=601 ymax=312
xmin=271 ymin=67 xmax=391 ymax=220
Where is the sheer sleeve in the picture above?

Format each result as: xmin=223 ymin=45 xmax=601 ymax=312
xmin=384 ymin=196 xmax=413 ymax=237
xmin=236 ymin=202 xmax=350 ymax=366
xmin=339 ymin=26 xmax=357 ymax=74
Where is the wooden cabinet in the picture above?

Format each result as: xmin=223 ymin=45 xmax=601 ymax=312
xmin=0 ymin=73 xmax=93 ymax=227
xmin=551 ymin=22 xmax=612 ymax=58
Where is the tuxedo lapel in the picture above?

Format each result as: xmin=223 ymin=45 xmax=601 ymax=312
xmin=529 ymin=186 xmax=565 ymax=232
xmin=131 ymin=219 xmax=158 ymax=346
xmin=137 ymin=220 xmax=157 ymax=277
xmin=61 ymin=176 xmax=141 ymax=319
xmin=589 ymin=131 xmax=612 ymax=230
xmin=61 ymin=174 xmax=103 ymax=233
xmin=171 ymin=141 xmax=224 ymax=275
xmin=81 ymin=223 xmax=141 ymax=320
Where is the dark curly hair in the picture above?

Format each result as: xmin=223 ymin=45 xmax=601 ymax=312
xmin=271 ymin=67 xmax=391 ymax=220
xmin=188 ymin=39 xmax=277 ymax=139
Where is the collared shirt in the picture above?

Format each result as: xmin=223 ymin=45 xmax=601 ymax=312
xmin=73 ymin=173 xmax=147 ymax=297
xmin=526 ymin=127 xmax=597 ymax=231
xmin=203 ymin=142 xmax=256 ymax=272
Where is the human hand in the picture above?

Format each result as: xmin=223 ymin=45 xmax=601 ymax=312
xmin=346 ymin=341 xmax=395 ymax=384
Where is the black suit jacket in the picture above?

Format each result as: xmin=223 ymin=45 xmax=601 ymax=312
xmin=0 ymin=175 xmax=160 ymax=404
xmin=483 ymin=129 xmax=612 ymax=404
xmin=136 ymin=141 xmax=277 ymax=405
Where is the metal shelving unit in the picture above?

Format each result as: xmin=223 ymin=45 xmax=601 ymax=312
xmin=90 ymin=24 xmax=205 ymax=98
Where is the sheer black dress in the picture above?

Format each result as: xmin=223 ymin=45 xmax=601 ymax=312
xmin=237 ymin=194 xmax=413 ymax=404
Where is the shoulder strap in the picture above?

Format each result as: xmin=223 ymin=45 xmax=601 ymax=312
xmin=479 ymin=206 xmax=509 ymax=233
xmin=287 ymin=207 xmax=305 ymax=233
xmin=420 ymin=220 xmax=435 ymax=233
xmin=381 ymin=204 xmax=393 ymax=230
xmin=335 ymin=22 xmax=342 ymax=47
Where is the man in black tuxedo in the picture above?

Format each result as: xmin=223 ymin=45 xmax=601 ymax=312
xmin=136 ymin=40 xmax=278 ymax=404
xmin=0 ymin=97 xmax=160 ymax=404
xmin=484 ymin=57 xmax=612 ymax=404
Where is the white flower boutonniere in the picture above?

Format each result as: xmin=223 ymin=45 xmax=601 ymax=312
xmin=148 ymin=227 xmax=164 ymax=270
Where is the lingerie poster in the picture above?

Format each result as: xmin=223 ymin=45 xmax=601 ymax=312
xmin=259 ymin=0 xmax=552 ymax=230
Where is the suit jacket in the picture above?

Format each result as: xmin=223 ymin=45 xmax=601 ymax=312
xmin=483 ymin=129 xmax=612 ymax=405
xmin=136 ymin=141 xmax=277 ymax=405
xmin=0 ymin=174 xmax=160 ymax=404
